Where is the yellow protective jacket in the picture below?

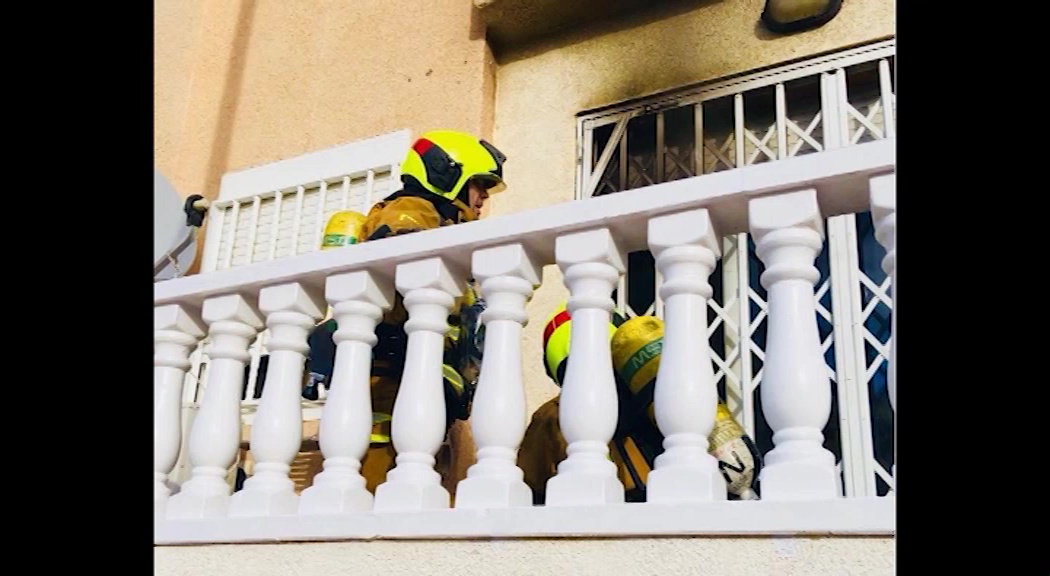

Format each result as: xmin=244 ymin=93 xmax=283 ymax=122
xmin=517 ymin=396 xmax=659 ymax=504
xmin=358 ymin=186 xmax=482 ymax=395
xmin=359 ymin=192 xmax=476 ymax=240
xmin=356 ymin=186 xmax=483 ymax=494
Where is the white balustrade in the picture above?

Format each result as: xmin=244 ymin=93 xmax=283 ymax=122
xmin=372 ymin=257 xmax=464 ymax=512
xmin=870 ymin=173 xmax=896 ymax=488
xmin=154 ymin=304 xmax=206 ymax=517
xmin=545 ymin=228 xmax=626 ymax=507
xmin=229 ymin=282 xmax=326 ymax=517
xmin=749 ymin=189 xmax=841 ymax=501
xmin=645 ymin=209 xmax=727 ymax=503
xmin=153 ymin=140 xmax=897 ymax=544
xmin=166 ymin=295 xmax=264 ymax=519
xmin=455 ymin=243 xmax=540 ymax=509
xmin=299 ymin=271 xmax=394 ymax=514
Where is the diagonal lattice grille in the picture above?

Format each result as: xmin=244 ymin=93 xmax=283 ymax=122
xmin=580 ymin=45 xmax=896 ymax=497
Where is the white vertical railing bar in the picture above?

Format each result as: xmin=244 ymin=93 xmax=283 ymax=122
xmin=341 ymin=176 xmax=350 ymax=211
xmin=222 ymin=201 xmax=240 ymax=270
xmin=733 ymin=94 xmax=745 ymax=169
xmin=365 ymin=170 xmax=375 ymax=209
xmin=775 ymin=83 xmax=788 ymax=160
xmin=245 ymin=196 xmax=262 ymax=264
xmin=268 ymin=191 xmax=283 ymax=261
xmin=827 ymin=217 xmax=873 ymax=498
xmin=834 ymin=70 xmax=853 ymax=145
xmin=732 ymin=92 xmax=757 ymax=437
xmin=390 ymin=146 xmax=404 ymax=191
xmin=291 ymin=186 xmax=305 ymax=256
xmin=719 ymin=237 xmax=742 ymax=420
xmin=878 ymin=59 xmax=896 ymax=139
xmin=313 ymin=181 xmax=329 ymax=250
xmin=831 ymin=61 xmax=888 ymax=494
xmin=201 ymin=205 xmax=227 ymax=274
xmin=849 ymin=219 xmax=878 ymax=497
xmin=818 ymin=67 xmax=868 ymax=497
xmin=693 ymin=103 xmax=704 ymax=175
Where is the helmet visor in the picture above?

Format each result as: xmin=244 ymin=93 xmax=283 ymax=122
xmin=476 ymin=139 xmax=507 ymax=194
xmin=472 ymin=173 xmax=506 ymax=195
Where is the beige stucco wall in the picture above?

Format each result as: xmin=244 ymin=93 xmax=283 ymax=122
xmin=155 ymin=0 xmax=495 ymax=275
xmin=488 ymin=0 xmax=895 ymax=416
xmin=154 ymin=0 xmax=496 ymax=207
xmin=157 ymin=535 xmax=894 ymax=575
xmin=156 ymin=2 xmax=895 ymax=569
xmin=156 ymin=0 xmax=893 ymax=414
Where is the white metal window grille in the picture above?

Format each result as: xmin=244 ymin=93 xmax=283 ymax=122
xmin=576 ymin=38 xmax=895 ymax=497
xmin=200 ymin=130 xmax=410 ymax=274
xmin=168 ymin=130 xmax=411 ymax=485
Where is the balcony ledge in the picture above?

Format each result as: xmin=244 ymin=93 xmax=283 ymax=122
xmin=155 ymin=496 xmax=893 ymax=545
xmin=154 ymin=139 xmax=894 ymax=311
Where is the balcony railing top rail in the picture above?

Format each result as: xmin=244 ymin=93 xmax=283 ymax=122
xmin=154 ymin=139 xmax=894 ymax=309
xmin=154 ymin=138 xmax=896 ymax=546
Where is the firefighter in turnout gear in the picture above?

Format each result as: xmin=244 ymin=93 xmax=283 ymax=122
xmin=517 ymin=306 xmax=763 ymax=503
xmin=307 ymin=130 xmax=506 ymax=496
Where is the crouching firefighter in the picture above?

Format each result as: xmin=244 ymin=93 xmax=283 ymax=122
xmin=517 ymin=306 xmax=762 ymax=503
xmin=307 ymin=130 xmax=507 ymax=495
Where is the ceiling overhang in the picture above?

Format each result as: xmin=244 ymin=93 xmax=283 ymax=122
xmin=475 ymin=0 xmax=662 ymax=54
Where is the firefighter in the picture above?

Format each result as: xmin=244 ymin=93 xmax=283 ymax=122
xmin=517 ymin=306 xmax=762 ymax=503
xmin=309 ymin=130 xmax=507 ymax=496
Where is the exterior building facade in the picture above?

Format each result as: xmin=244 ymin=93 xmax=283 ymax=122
xmin=154 ymin=0 xmax=895 ymax=573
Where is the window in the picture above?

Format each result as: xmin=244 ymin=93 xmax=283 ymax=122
xmin=576 ymin=39 xmax=895 ymax=497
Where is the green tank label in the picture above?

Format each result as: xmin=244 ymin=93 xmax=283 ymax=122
xmin=619 ymin=338 xmax=663 ymax=385
xmin=323 ymin=234 xmax=357 ymax=247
